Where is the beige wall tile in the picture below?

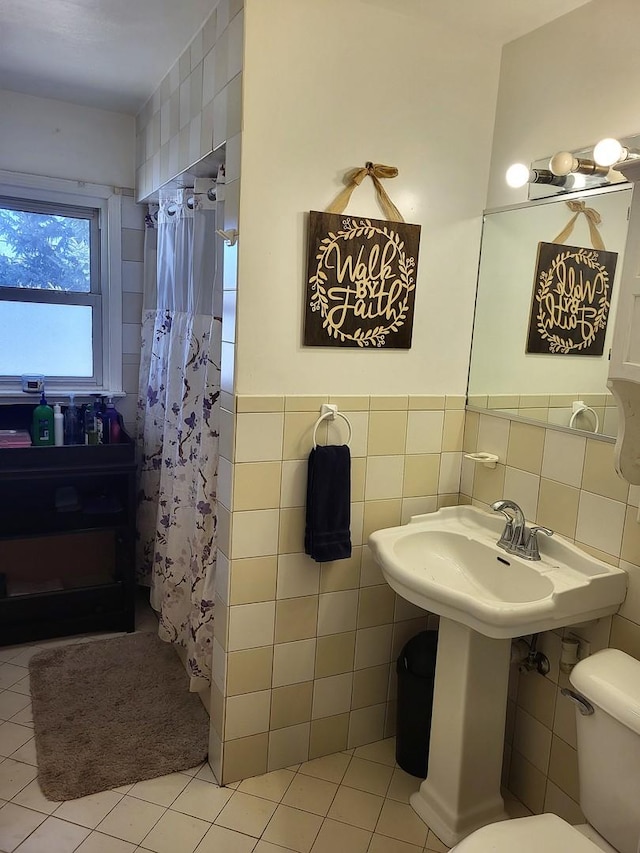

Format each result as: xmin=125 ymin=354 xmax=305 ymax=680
xmin=507 ymin=422 xmax=545 ymax=474
xmin=342 ymin=411 xmax=369 ymax=459
xmin=309 ymin=714 xmax=349 ymax=759
xmin=365 ymin=456 xmax=404 ymax=501
xmin=211 ymin=682 xmax=225 ymax=739
xmin=370 ymin=396 xmax=408 ymax=411
xmin=352 ymin=665 xmax=390 ymax=710
xmin=438 ymin=452 xmax=462 ymax=494
xmin=513 ymin=708 xmax=552 ymax=774
xmin=405 ymin=411 xmax=444 ymax=454
xmin=401 ymin=496 xmax=438 ymax=523
xmin=516 ymin=672 xmax=555 ymax=728
xmin=227 ymin=646 xmax=273 ymax=696
xmin=228 ymin=601 xmax=275 ymax=651
xmin=362 ymin=499 xmax=402 ymax=542
xmin=347 ymin=704 xmax=386 ymax=748
xmin=368 ymin=411 xmax=408 ymax=456
xmin=270 ymin=682 xmax=313 ymax=730
xmin=320 ymin=549 xmax=362 ymax=593
xmin=621 ymin=505 xmax=640 ymax=566
xmin=445 ymin=395 xmax=465 ymax=410
xmin=276 ymin=552 xmax=320 ymax=600
xmin=354 ymin=625 xmax=393 ymax=670
xmin=403 ymin=454 xmax=439 ymax=497
xmin=329 ymin=395 xmax=369 ymax=411
xmin=278 ymin=506 xmax=306 ymax=555
xmin=312 ymin=672 xmax=353 ymax=719
xmin=235 ymin=412 xmax=284 ymax=462
xmin=213 ymin=593 xmax=228 ymax=650
xmin=351 ymin=457 xmax=366 ymax=501
xmin=230 ymin=555 xmax=277 ymax=605
xmin=225 ymin=689 xmax=271 ymax=740
xmin=543 ymin=781 xmax=584 ymax=826
xmin=285 ymin=395 xmax=329 ymax=412
xmin=233 ymin=461 xmax=281 ymax=511
xmin=217 ymin=503 xmax=231 ymax=556
xmin=408 ymin=395 xmax=445 ymax=410
xmin=219 ymin=407 xmax=235 ymax=461
xmin=503 ymin=467 xmax=540 ymax=522
xmin=236 ymin=396 xmax=284 ymax=413
xmin=315 ymin=632 xmax=356 ymax=678
xmin=275 ymin=596 xmax=318 ymax=643
xmin=231 ymin=508 xmax=279 ymax=559
xmin=317 ymin=590 xmax=358 ymax=636
xmin=357 ymin=585 xmax=395 ymax=629
xmin=283 ymin=411 xmax=321 ymax=460
xmin=463 ymin=409 xmax=479 ymax=453
xmin=537 ymin=479 xmax=579 ymax=538
xmin=272 ymin=639 xmax=316 ymax=687
xmin=472 ymin=463 xmax=506 ymax=506
xmin=477 ymin=414 xmax=510 ymax=461
xmin=280 ymin=459 xmax=307 ymax=508
xmin=582 ymin=439 xmax=629 ymax=502
xmin=610 ymin=615 xmax=640 ymax=660
xmin=222 ymin=733 xmax=268 ymax=785
xmin=541 ymin=430 xmax=586 ymax=488
xmin=218 ymin=456 xmax=233 ymax=510
xmin=575 ymin=492 xmax=625 ymax=557
xmin=268 ymin=723 xmax=310 ymax=771
xmin=508 ymin=750 xmax=546 ymax=814
xmin=443 ymin=410 xmax=465 ymax=452
xmin=548 ymin=735 xmax=580 ymax=801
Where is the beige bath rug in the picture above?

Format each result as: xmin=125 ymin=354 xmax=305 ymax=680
xmin=29 ymin=632 xmax=209 ymax=800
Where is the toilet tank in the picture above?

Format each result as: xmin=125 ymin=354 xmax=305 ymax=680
xmin=570 ymin=649 xmax=640 ymax=853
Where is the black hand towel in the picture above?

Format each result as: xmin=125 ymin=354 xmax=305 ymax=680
xmin=305 ymin=444 xmax=352 ymax=563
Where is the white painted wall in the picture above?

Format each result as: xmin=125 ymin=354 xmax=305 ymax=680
xmin=487 ymin=0 xmax=640 ymax=209
xmin=236 ymin=0 xmax=502 ymax=395
xmin=0 ymin=89 xmax=135 ymax=188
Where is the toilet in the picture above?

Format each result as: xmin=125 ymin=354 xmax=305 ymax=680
xmin=451 ymin=648 xmax=640 ymax=853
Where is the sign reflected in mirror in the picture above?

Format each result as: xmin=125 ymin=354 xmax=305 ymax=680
xmin=467 ymin=186 xmax=632 ymax=438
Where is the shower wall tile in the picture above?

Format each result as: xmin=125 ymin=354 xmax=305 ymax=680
xmin=135 ymin=1 xmax=244 ymax=202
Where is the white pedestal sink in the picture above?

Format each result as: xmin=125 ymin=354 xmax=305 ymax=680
xmin=369 ymin=505 xmax=627 ymax=847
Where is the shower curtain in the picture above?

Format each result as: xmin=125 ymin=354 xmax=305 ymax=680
xmin=136 ymin=189 xmax=221 ymax=691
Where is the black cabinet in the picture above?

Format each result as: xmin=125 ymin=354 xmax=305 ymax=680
xmin=0 ymin=441 xmax=137 ymax=645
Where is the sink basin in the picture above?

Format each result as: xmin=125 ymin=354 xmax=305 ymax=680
xmin=368 ymin=505 xmax=627 ymax=638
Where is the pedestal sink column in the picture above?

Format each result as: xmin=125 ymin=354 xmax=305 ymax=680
xmin=410 ymin=617 xmax=511 ymax=847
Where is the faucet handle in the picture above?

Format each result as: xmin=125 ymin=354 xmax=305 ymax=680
xmin=522 ymin=525 xmax=554 ymax=561
xmin=491 ymin=502 xmax=516 ymax=550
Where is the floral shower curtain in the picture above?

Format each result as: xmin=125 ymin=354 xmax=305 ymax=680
xmin=136 ymin=189 xmax=221 ymax=691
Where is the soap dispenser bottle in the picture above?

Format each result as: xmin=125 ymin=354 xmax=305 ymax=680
xmin=32 ymin=392 xmax=54 ymax=446
xmin=102 ymin=397 xmax=122 ymax=444
xmin=53 ymin=404 xmax=64 ymax=446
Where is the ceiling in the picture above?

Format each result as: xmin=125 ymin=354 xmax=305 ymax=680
xmin=0 ymin=0 xmax=592 ymax=117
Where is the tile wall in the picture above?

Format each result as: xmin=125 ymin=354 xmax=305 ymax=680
xmin=208 ymin=394 xmax=467 ymax=784
xmin=462 ymin=409 xmax=640 ymax=822
xmin=134 ymin=0 xmax=243 ymax=203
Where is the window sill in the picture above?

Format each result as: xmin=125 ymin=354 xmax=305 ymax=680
xmin=0 ymin=390 xmax=127 ymax=404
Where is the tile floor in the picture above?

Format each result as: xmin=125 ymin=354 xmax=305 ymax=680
xmin=0 ymin=602 xmax=528 ymax=853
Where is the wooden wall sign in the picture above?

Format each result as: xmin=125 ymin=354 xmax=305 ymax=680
xmin=526 ymin=241 xmax=618 ymax=356
xmin=304 ymin=211 xmax=420 ymax=348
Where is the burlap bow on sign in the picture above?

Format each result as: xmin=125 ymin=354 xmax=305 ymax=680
xmin=552 ymin=200 xmax=606 ymax=250
xmin=325 ymin=161 xmax=404 ymax=223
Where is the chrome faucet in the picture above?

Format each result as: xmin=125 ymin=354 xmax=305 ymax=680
xmin=490 ymin=499 xmax=554 ymax=561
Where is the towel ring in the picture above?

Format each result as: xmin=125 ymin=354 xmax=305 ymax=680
xmin=312 ymin=407 xmax=353 ymax=449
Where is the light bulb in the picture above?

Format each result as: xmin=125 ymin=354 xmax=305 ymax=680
xmin=593 ymin=138 xmax=624 ymax=167
xmin=549 ymin=151 xmax=578 ymax=176
xmin=565 ymin=172 xmax=587 ymax=190
xmin=505 ymin=163 xmax=530 ymax=188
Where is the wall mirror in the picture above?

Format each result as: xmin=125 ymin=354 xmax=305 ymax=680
xmin=467 ymin=184 xmax=633 ymax=438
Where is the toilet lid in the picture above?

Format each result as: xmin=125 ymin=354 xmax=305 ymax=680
xmin=452 ymin=814 xmax=603 ymax=852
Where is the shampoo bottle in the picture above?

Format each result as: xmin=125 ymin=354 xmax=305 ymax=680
xmin=32 ymin=392 xmax=54 ymax=446
xmin=102 ymin=397 xmax=122 ymax=444
xmin=53 ymin=403 xmax=64 ymax=446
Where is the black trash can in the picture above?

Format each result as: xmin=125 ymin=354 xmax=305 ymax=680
xmin=396 ymin=630 xmax=438 ymax=778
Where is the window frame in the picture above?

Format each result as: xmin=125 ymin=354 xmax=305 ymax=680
xmin=0 ymin=170 xmax=123 ymax=399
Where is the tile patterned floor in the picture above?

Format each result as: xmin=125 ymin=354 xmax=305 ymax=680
xmin=0 ymin=606 xmax=529 ymax=853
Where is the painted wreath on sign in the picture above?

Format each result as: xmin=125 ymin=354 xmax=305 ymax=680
xmin=308 ymin=217 xmax=416 ymax=348
xmin=535 ymin=248 xmax=610 ymax=354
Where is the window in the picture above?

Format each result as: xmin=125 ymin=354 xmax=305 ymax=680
xmin=0 ymin=175 xmax=122 ymax=395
